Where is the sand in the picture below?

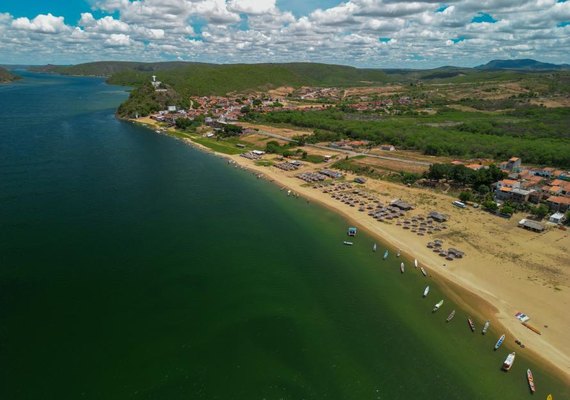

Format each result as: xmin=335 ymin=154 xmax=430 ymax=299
xmin=134 ymin=118 xmax=570 ymax=383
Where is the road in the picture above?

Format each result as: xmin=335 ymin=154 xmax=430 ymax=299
xmin=249 ymin=128 xmax=432 ymax=167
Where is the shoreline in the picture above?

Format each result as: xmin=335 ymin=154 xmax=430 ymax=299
xmin=131 ymin=118 xmax=570 ymax=385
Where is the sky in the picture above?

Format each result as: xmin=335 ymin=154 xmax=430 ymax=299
xmin=0 ymin=0 xmax=569 ymax=68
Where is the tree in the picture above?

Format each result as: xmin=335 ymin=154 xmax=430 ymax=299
xmin=565 ymin=210 xmax=570 ymax=226
xmin=483 ymin=200 xmax=498 ymax=212
xmin=500 ymin=204 xmax=514 ymax=215
xmin=530 ymin=204 xmax=549 ymax=219
xmin=477 ymin=184 xmax=490 ymax=196
xmin=459 ymin=192 xmax=472 ymax=203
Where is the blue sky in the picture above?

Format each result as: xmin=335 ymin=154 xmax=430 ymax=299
xmin=1 ymin=0 xmax=569 ymax=67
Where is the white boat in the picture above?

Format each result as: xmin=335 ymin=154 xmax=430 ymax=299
xmin=373 ymin=243 xmax=377 ymax=252
xmin=343 ymin=241 xmax=353 ymax=246
xmin=397 ymin=249 xmax=401 ymax=257
xmin=400 ymin=262 xmax=405 ymax=273
xmin=482 ymin=320 xmax=490 ymax=335
xmin=421 ymin=267 xmax=427 ymax=277
xmin=287 ymin=190 xmax=291 ymax=196
xmin=423 ymin=286 xmax=430 ymax=297
xmin=502 ymin=352 xmax=516 ymax=371
xmin=414 ymin=259 xmax=418 ymax=268
xmin=433 ymin=300 xmax=444 ymax=312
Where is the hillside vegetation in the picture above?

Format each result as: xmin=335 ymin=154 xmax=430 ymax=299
xmin=0 ymin=67 xmax=20 ymax=83
xmin=249 ymin=108 xmax=570 ymax=168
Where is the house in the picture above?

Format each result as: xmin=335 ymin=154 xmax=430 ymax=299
xmin=518 ymin=219 xmax=545 ymax=232
xmin=505 ymin=157 xmax=522 ymax=172
xmin=549 ymin=212 xmax=566 ymax=225
xmin=167 ymin=105 xmax=177 ymax=112
xmin=495 ymin=179 xmax=521 ymax=200
xmin=510 ymin=188 xmax=532 ymax=203
xmin=466 ymin=164 xmax=488 ymax=171
xmin=550 ymin=180 xmax=570 ymax=195
xmin=380 ymin=144 xmax=396 ymax=151
xmin=546 ymin=196 xmax=570 ymax=212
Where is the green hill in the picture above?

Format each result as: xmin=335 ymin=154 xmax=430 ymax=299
xmin=476 ymin=59 xmax=570 ymax=71
xmin=0 ymin=67 xmax=20 ymax=83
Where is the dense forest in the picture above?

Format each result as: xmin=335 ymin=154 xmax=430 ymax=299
xmin=248 ymin=109 xmax=570 ymax=168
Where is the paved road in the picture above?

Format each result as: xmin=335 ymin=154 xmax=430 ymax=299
xmin=250 ymin=128 xmax=432 ymax=167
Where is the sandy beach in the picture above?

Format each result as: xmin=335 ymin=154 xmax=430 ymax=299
xmin=135 ymin=118 xmax=570 ymax=383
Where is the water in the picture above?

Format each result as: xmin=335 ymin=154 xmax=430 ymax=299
xmin=1 ymin=71 xmax=568 ymax=399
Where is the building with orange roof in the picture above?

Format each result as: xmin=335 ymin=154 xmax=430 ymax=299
xmin=546 ymin=196 xmax=570 ymax=212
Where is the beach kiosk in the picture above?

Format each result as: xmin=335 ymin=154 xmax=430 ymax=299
xmin=348 ymin=227 xmax=357 ymax=236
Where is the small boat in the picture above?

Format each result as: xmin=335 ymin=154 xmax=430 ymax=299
xmin=433 ymin=300 xmax=444 ymax=312
xmin=423 ymin=286 xmax=430 ymax=297
xmin=547 ymin=394 xmax=553 ymax=400
xmin=446 ymin=310 xmax=456 ymax=322
xmin=421 ymin=267 xmax=427 ymax=277
xmin=383 ymin=250 xmax=389 ymax=260
xmin=502 ymin=352 xmax=516 ymax=371
xmin=467 ymin=317 xmax=475 ymax=332
xmin=414 ymin=259 xmax=418 ymax=268
xmin=400 ymin=262 xmax=405 ymax=273
xmin=373 ymin=243 xmax=377 ymax=252
xmin=482 ymin=320 xmax=490 ymax=335
xmin=527 ymin=369 xmax=536 ymax=393
xmin=494 ymin=334 xmax=506 ymax=350
xmin=397 ymin=249 xmax=401 ymax=257
xmin=287 ymin=190 xmax=291 ymax=196
xmin=343 ymin=241 xmax=353 ymax=246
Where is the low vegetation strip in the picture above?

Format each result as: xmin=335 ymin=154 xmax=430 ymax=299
xmin=249 ymin=109 xmax=570 ymax=168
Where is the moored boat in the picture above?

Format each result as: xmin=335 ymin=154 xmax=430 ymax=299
xmin=482 ymin=320 xmax=490 ymax=335
xmin=467 ymin=317 xmax=475 ymax=332
xmin=423 ymin=286 xmax=430 ymax=297
xmin=502 ymin=352 xmax=516 ymax=371
xmin=373 ymin=243 xmax=377 ymax=252
xmin=446 ymin=310 xmax=456 ymax=322
xmin=433 ymin=300 xmax=444 ymax=312
xmin=527 ymin=369 xmax=536 ymax=393
xmin=397 ymin=249 xmax=401 ymax=257
xmin=494 ymin=334 xmax=506 ymax=350
xmin=383 ymin=250 xmax=389 ymax=260
xmin=400 ymin=262 xmax=405 ymax=273
xmin=414 ymin=259 xmax=418 ymax=268
xmin=343 ymin=241 xmax=353 ymax=246
xmin=421 ymin=267 xmax=427 ymax=277
xmin=547 ymin=394 xmax=553 ymax=400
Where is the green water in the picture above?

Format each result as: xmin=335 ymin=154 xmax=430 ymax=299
xmin=0 ymin=72 xmax=568 ymax=399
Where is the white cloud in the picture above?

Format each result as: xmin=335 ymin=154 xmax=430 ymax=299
xmin=1 ymin=1 xmax=569 ymax=67
xmin=228 ymin=0 xmax=277 ymax=15
xmin=104 ymin=33 xmax=132 ymax=47
xmin=12 ymin=13 xmax=68 ymax=34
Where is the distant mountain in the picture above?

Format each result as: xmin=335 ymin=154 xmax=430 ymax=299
xmin=0 ymin=66 xmax=20 ymax=83
xmin=29 ymin=62 xmax=391 ymax=95
xmin=476 ymin=59 xmax=570 ymax=71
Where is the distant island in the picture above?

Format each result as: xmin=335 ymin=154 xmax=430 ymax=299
xmin=0 ymin=66 xmax=20 ymax=83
